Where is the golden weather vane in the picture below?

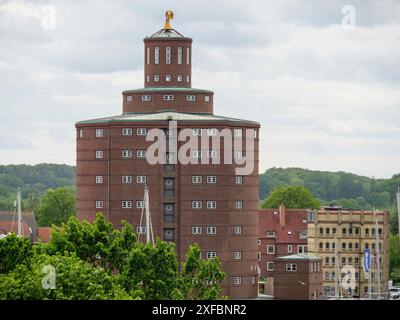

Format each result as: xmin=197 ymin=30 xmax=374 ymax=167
xmin=164 ymin=10 xmax=174 ymax=29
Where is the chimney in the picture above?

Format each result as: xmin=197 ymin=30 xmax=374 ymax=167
xmin=279 ymin=204 xmax=286 ymax=228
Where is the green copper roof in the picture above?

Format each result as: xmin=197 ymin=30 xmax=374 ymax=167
xmin=76 ymin=110 xmax=259 ymax=126
xmin=122 ymin=87 xmax=213 ymax=94
xmin=275 ymin=254 xmax=322 ymax=261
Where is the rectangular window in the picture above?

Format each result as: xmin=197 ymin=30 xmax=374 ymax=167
xmin=192 ymin=150 xmax=202 ymax=159
xmin=136 ymin=150 xmax=147 ymax=158
xmin=266 ymin=231 xmax=276 ymax=238
xmin=207 ymin=176 xmax=217 ymax=184
xmin=234 ymin=226 xmax=242 ymax=235
xmin=186 ymin=47 xmax=190 ymax=65
xmin=136 ymin=226 xmax=146 ymax=234
xmin=146 ymin=47 xmax=150 ymax=65
xmin=234 ymin=129 xmax=243 ymax=137
xmin=137 ymin=128 xmax=147 ymax=136
xmin=286 ymin=263 xmax=297 ymax=272
xmin=187 ymin=95 xmax=196 ymax=101
xmin=204 ymin=95 xmax=210 ymax=102
xmin=235 ymin=201 xmax=243 ymax=209
xmin=95 ymin=151 xmax=103 ymax=159
xmin=165 ymin=74 xmax=172 ymax=82
xmin=192 ymin=176 xmax=203 ymax=184
xmin=95 ymin=176 xmax=103 ymax=184
xmin=122 ymin=149 xmax=133 ymax=158
xmin=206 ymin=201 xmax=217 ymax=209
xmin=207 ymin=226 xmax=216 ymax=234
xmin=192 ymin=226 xmax=202 ymax=235
xmin=207 ymin=128 xmax=218 ymax=136
xmin=136 ymin=201 xmax=146 ymax=209
xmin=154 ymin=74 xmax=159 ymax=82
xmin=298 ymin=245 xmax=307 ymax=254
xmin=192 ymin=201 xmax=202 ymax=209
xmin=136 ymin=176 xmax=147 ymax=184
xmin=236 ymin=176 xmax=243 ymax=184
xmin=234 ymin=277 xmax=242 ymax=285
xmin=177 ymin=47 xmax=182 ymax=64
xmin=299 ymin=230 xmax=308 ymax=239
xmin=122 ymin=128 xmax=132 ymax=136
xmin=267 ymin=245 xmax=275 ymax=254
xmin=79 ymin=129 xmax=83 ymax=138
xmin=165 ymin=47 xmax=171 ymax=64
xmin=146 ymin=75 xmax=150 ymax=82
xmin=177 ymin=74 xmax=182 ymax=82
xmin=95 ymin=129 xmax=104 ymax=137
xmin=121 ymin=201 xmax=132 ymax=209
xmin=267 ymin=262 xmax=274 ymax=271
xmin=95 ymin=201 xmax=103 ymax=209
xmin=163 ymin=95 xmax=174 ymax=101
xmin=288 ymin=244 xmax=293 ymax=253
xmin=234 ymin=251 xmax=242 ymax=260
xmin=154 ymin=47 xmax=159 ymax=64
xmin=141 ymin=95 xmax=151 ymax=102
xmin=122 ymin=175 xmax=132 ymax=184
xmin=207 ymin=150 xmax=217 ymax=158
xmin=192 ymin=128 xmax=203 ymax=136
xmin=206 ymin=251 xmax=216 ymax=260
xmin=186 ymin=75 xmax=190 ymax=83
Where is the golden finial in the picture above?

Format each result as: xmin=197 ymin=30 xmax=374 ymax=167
xmin=164 ymin=10 xmax=174 ymax=29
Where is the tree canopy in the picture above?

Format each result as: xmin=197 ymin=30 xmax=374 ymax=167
xmin=260 ymin=185 xmax=321 ymax=209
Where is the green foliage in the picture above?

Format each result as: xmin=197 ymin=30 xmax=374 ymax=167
xmin=180 ymin=244 xmax=226 ymax=300
xmin=260 ymin=186 xmax=321 ymax=209
xmin=35 ymin=187 xmax=76 ymax=227
xmin=0 ymin=253 xmax=133 ymax=300
xmin=390 ymin=235 xmax=400 ymax=285
xmin=259 ymin=167 xmax=399 ymax=210
xmin=47 ymin=213 xmax=136 ymax=273
xmin=0 ymin=164 xmax=75 ymax=211
xmin=0 ymin=233 xmax=33 ymax=274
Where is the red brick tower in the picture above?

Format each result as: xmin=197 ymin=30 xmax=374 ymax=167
xmin=76 ymin=11 xmax=260 ymax=298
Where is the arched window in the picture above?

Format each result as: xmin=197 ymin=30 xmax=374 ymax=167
xmin=342 ymin=257 xmax=346 ymax=265
xmin=365 ymin=228 xmax=369 ymax=236
xmin=319 ymin=242 xmax=323 ymax=249
xmin=325 ymin=242 xmax=330 ymax=249
xmin=319 ymin=227 xmax=324 ymax=235
xmin=332 ymin=228 xmax=337 ymax=235
xmin=325 ymin=257 xmax=329 ymax=265
xmin=326 ymin=227 xmax=330 ymax=235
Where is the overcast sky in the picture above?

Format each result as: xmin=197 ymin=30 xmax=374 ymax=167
xmin=0 ymin=0 xmax=399 ymax=178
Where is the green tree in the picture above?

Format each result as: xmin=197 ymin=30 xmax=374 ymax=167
xmin=35 ymin=187 xmax=76 ymax=226
xmin=47 ymin=213 xmax=136 ymax=273
xmin=0 ymin=233 xmax=33 ymax=274
xmin=0 ymin=253 xmax=134 ymax=300
xmin=180 ymin=244 xmax=226 ymax=300
xmin=390 ymin=235 xmax=400 ymax=285
xmin=260 ymin=186 xmax=321 ymax=209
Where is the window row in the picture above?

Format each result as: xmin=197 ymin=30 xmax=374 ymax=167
xmin=145 ymin=74 xmax=191 ymax=83
xmin=318 ymin=227 xmax=382 ymax=237
xmin=192 ymin=175 xmax=243 ymax=185
xmin=95 ymin=175 xmax=147 ymax=184
xmin=95 ymin=201 xmax=146 ymax=209
xmin=318 ymin=241 xmax=382 ymax=251
xmin=147 ymin=46 xmax=190 ymax=65
xmin=191 ymin=200 xmax=243 ymax=210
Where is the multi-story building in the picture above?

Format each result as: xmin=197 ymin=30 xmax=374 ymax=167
xmin=258 ymin=206 xmax=309 ymax=294
xmin=75 ymin=12 xmax=260 ymax=298
xmin=307 ymin=207 xmax=390 ymax=298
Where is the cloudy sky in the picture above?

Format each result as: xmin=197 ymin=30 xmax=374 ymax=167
xmin=0 ymin=0 xmax=399 ymax=178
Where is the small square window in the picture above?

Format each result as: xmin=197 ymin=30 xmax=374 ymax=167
xmin=207 ymin=176 xmax=217 ymax=184
xmin=204 ymin=95 xmax=210 ymax=102
xmin=192 ymin=176 xmax=202 ymax=184
xmin=137 ymin=128 xmax=147 ymax=136
xmin=192 ymin=150 xmax=202 ymax=159
xmin=267 ymin=262 xmax=274 ymax=271
xmin=136 ymin=176 xmax=146 ymax=184
xmin=187 ymin=95 xmax=196 ymax=102
xmin=236 ymin=176 xmax=243 ymax=184
xmin=95 ymin=201 xmax=103 ymax=209
xmin=95 ymin=129 xmax=104 ymax=137
xmin=192 ymin=226 xmax=202 ymax=235
xmin=192 ymin=128 xmax=203 ymax=136
xmin=122 ymin=149 xmax=133 ymax=158
xmin=141 ymin=95 xmax=151 ymax=102
xmin=136 ymin=226 xmax=146 ymax=234
xmin=95 ymin=176 xmax=103 ymax=184
xmin=207 ymin=251 xmax=217 ymax=260
xmin=234 ymin=226 xmax=242 ymax=235
xmin=207 ymin=226 xmax=216 ymax=234
xmin=95 ymin=151 xmax=103 ymax=159
xmin=166 ymin=75 xmax=172 ymax=82
xmin=234 ymin=251 xmax=242 ymax=260
xmin=234 ymin=277 xmax=242 ymax=285
xmin=207 ymin=128 xmax=218 ymax=136
xmin=154 ymin=75 xmax=159 ymax=82
xmin=267 ymin=245 xmax=275 ymax=254
xmin=192 ymin=201 xmax=202 ymax=209
xmin=122 ymin=128 xmax=132 ymax=136
xmin=206 ymin=201 xmax=217 ymax=209
xmin=122 ymin=175 xmax=132 ymax=184
xmin=235 ymin=201 xmax=243 ymax=209
xmin=136 ymin=150 xmax=147 ymax=158
xmin=136 ymin=201 xmax=146 ymax=209
xmin=121 ymin=201 xmax=132 ymax=209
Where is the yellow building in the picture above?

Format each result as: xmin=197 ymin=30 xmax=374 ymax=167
xmin=307 ymin=207 xmax=390 ymax=298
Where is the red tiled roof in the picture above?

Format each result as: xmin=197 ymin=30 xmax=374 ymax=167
xmin=0 ymin=220 xmax=32 ymax=237
xmin=259 ymin=208 xmax=308 ymax=244
xmin=37 ymin=227 xmax=52 ymax=243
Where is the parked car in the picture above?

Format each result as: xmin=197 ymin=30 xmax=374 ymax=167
xmin=389 ymin=287 xmax=400 ymax=299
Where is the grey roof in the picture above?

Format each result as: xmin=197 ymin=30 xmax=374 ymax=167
xmin=122 ymin=87 xmax=213 ymax=94
xmin=149 ymin=28 xmax=185 ymax=38
xmin=275 ymin=253 xmax=322 ymax=261
xmin=76 ymin=111 xmax=260 ymax=126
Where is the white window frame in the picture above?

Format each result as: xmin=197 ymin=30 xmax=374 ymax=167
xmin=163 ymin=95 xmax=174 ymax=101
xmin=154 ymin=74 xmax=159 ymax=82
xmin=288 ymin=244 xmax=293 ymax=253
xmin=122 ymin=149 xmax=133 ymax=158
xmin=234 ymin=277 xmax=242 ymax=286
xmin=95 ymin=200 xmax=103 ymax=209
xmin=154 ymin=47 xmax=159 ymax=64
xmin=286 ymin=263 xmax=297 ymax=272
xmin=207 ymin=150 xmax=217 ymax=159
xmin=122 ymin=128 xmax=132 ymax=136
xmin=136 ymin=176 xmax=147 ymax=184
xmin=165 ymin=46 xmax=171 ymax=64
xmin=165 ymin=74 xmax=172 ymax=82
xmin=186 ymin=75 xmax=190 ymax=83
xmin=95 ymin=176 xmax=103 ymax=184
xmin=146 ymin=47 xmax=150 ymax=65
xmin=206 ymin=201 xmax=217 ymax=209
xmin=234 ymin=226 xmax=242 ymax=235
xmin=234 ymin=251 xmax=242 ymax=260
xmin=207 ymin=176 xmax=217 ymax=184
xmin=187 ymin=95 xmax=196 ymax=102
xmin=146 ymin=75 xmax=150 ymax=82
xmin=177 ymin=74 xmax=182 ymax=82
xmin=121 ymin=201 xmax=132 ymax=209
xmin=267 ymin=245 xmax=275 ymax=255
xmin=177 ymin=47 xmax=182 ymax=64
xmin=186 ymin=47 xmax=190 ymax=65
xmin=141 ymin=95 xmax=151 ymax=102
xmin=136 ymin=128 xmax=147 ymax=136
xmin=234 ymin=129 xmax=243 ymax=137
xmin=204 ymin=95 xmax=210 ymax=102
xmin=95 ymin=150 xmax=103 ymax=159
xmin=298 ymin=245 xmax=307 ymax=254
xmin=207 ymin=128 xmax=218 ymax=136
xmin=192 ymin=176 xmax=203 ymax=184
xmin=136 ymin=150 xmax=147 ymax=158
xmin=136 ymin=226 xmax=146 ymax=234
xmin=192 ymin=226 xmax=202 ymax=235
xmin=236 ymin=176 xmax=243 ymax=184
xmin=192 ymin=201 xmax=202 ymax=209
xmin=192 ymin=150 xmax=203 ymax=159
xmin=207 ymin=226 xmax=216 ymax=235
xmin=79 ymin=129 xmax=83 ymax=138
xmin=136 ymin=201 xmax=146 ymax=209
xmin=122 ymin=175 xmax=132 ymax=184
xmin=192 ymin=128 xmax=203 ymax=136
xmin=235 ymin=201 xmax=243 ymax=209
xmin=95 ymin=129 xmax=104 ymax=138
xmin=206 ymin=251 xmax=217 ymax=260
xmin=267 ymin=262 xmax=274 ymax=271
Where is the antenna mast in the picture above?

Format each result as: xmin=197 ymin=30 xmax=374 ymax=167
xmin=17 ymin=187 xmax=22 ymax=236
xmin=138 ymin=185 xmax=154 ymax=245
